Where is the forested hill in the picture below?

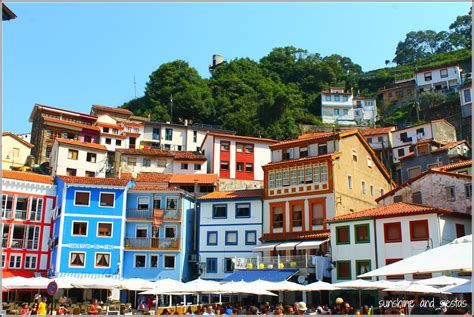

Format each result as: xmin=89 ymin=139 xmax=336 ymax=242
xmin=122 ymin=10 xmax=471 ymax=141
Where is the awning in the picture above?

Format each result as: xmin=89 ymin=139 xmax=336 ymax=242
xmin=221 ymin=269 xmax=298 ymax=282
xmin=252 ymin=243 xmax=280 ymax=252
xmin=296 ymin=239 xmax=329 ymax=250
xmin=275 ymin=242 xmax=300 ymax=250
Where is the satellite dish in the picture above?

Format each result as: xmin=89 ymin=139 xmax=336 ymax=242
xmin=297 ymin=276 xmax=306 ymax=284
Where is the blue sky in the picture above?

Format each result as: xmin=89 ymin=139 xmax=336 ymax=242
xmin=2 ymin=2 xmax=470 ymax=133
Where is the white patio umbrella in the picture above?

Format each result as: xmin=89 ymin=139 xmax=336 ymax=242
xmin=383 ymin=282 xmax=451 ymax=294
xmin=416 ymin=276 xmax=469 ymax=286
xmin=71 ymin=277 xmax=121 ymax=289
xmin=220 ymin=281 xmax=278 ymax=296
xmin=441 ymin=280 xmax=472 ymax=293
xmin=305 ymin=280 xmax=340 ymax=291
xmin=359 ymin=235 xmax=472 ymax=278
xmin=370 ymin=279 xmax=410 ymax=289
xmin=2 ymin=277 xmax=50 ymax=289
xmin=51 ymin=277 xmax=79 ymax=289
xmin=246 ymin=279 xmax=306 ymax=291
xmin=120 ymin=278 xmax=157 ymax=291
xmin=139 ymin=279 xmax=185 ymax=295
xmin=334 ymin=279 xmax=385 ymax=307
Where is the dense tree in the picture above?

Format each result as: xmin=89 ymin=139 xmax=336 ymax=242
xmin=449 ymin=8 xmax=472 ymax=49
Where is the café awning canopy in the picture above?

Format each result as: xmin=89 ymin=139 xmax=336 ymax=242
xmin=221 ymin=269 xmax=298 ymax=283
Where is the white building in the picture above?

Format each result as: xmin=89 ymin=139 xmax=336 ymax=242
xmin=201 ymin=132 xmax=277 ymax=182
xmin=115 ymin=148 xmax=207 ymax=175
xmin=321 ymin=87 xmax=355 ymax=125
xmin=459 ymin=82 xmax=472 ymax=118
xmin=391 ymin=120 xmax=457 ymax=163
xmin=414 ymin=64 xmax=462 ymax=93
xmin=50 ymin=138 xmax=108 ymax=177
xmin=2 ymin=132 xmax=34 ymax=171
xmin=16 ymin=133 xmax=31 ymax=144
xmin=197 ymin=189 xmax=264 ymax=280
xmin=141 ymin=121 xmax=234 ymax=152
xmin=353 ymin=98 xmax=377 ymax=125
xmin=95 ymin=115 xmax=144 ymax=151
xmin=328 ymin=202 xmax=471 ymax=283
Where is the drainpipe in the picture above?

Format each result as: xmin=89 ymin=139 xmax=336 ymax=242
xmin=373 ymin=219 xmax=379 ymax=281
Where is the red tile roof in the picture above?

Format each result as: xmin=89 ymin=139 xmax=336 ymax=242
xmin=399 ymin=151 xmax=414 ymax=160
xmin=327 ymin=202 xmax=469 ymax=222
xmin=101 ymin=133 xmax=127 ymax=139
xmin=198 ymin=189 xmax=264 ymax=200
xmin=376 ymin=169 xmax=471 ymax=202
xmin=434 ymin=160 xmax=472 ymax=172
xmin=432 ymin=140 xmax=470 ymax=153
xmin=270 ymin=132 xmax=337 ymax=148
xmin=130 ymin=185 xmax=182 ymax=192
xmin=260 ymin=230 xmax=330 ymax=243
xmin=55 ymin=138 xmax=107 ymax=151
xmin=2 ymin=170 xmax=54 ymax=185
xmin=92 ymin=105 xmax=133 ymax=116
xmin=298 ymin=132 xmax=335 ymax=140
xmin=263 ymin=152 xmax=339 ymax=168
xmin=96 ymin=122 xmax=124 ymax=130
xmin=2 ymin=132 xmax=34 ymax=148
xmin=174 ymin=151 xmax=207 ymax=161
xmin=123 ymin=122 xmax=144 ymax=128
xmin=57 ymin=176 xmax=130 ymax=186
xmin=116 ymin=148 xmax=206 ymax=161
xmin=169 ymin=174 xmax=218 ymax=185
xmin=360 ymin=127 xmax=395 ymax=136
xmin=204 ymin=132 xmax=277 ymax=144
xmin=42 ymin=115 xmax=100 ymax=131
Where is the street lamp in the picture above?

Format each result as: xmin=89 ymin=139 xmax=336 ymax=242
xmin=5 ymin=150 xmax=16 ymax=167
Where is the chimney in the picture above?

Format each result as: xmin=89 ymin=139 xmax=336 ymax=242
xmin=147 ymin=113 xmax=151 ymax=121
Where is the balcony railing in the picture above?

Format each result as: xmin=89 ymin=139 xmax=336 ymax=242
xmin=163 ymin=209 xmax=181 ymax=221
xmin=125 ymin=238 xmax=180 ymax=250
xmin=126 ymin=209 xmax=181 ymax=221
xmin=2 ymin=209 xmax=12 ymax=219
xmin=234 ymin=255 xmax=313 ymax=270
xmin=10 ymin=239 xmax=25 ymax=249
xmin=14 ymin=210 xmax=28 ymax=220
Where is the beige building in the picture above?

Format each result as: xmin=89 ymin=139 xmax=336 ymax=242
xmin=2 ymin=132 xmax=34 ymax=171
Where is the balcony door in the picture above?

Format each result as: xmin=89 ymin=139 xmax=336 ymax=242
xmin=26 ymin=226 xmax=40 ymax=250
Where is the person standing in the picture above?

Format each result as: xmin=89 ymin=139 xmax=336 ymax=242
xmin=37 ymin=297 xmax=48 ymax=315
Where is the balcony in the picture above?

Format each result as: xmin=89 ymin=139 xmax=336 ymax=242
xmin=14 ymin=210 xmax=28 ymax=220
xmin=234 ymin=255 xmax=313 ymax=270
xmin=124 ymin=237 xmax=180 ymax=250
xmin=126 ymin=209 xmax=181 ymax=221
xmin=2 ymin=209 xmax=12 ymax=219
xmin=10 ymin=239 xmax=25 ymax=249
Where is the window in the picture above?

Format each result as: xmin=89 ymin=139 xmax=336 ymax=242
xmin=378 ymin=136 xmax=383 ymax=143
xmin=2 ymin=255 xmax=5 ymax=268
xmin=446 ymin=186 xmax=456 ymax=201
xmin=292 ymin=204 xmax=303 ymax=227
xmin=74 ymin=191 xmax=90 ymax=206
xmin=321 ymin=164 xmax=328 ymax=182
xmin=384 ymin=222 xmax=402 ymax=243
xmin=282 ymin=170 xmax=290 ymax=187
xmin=199 ymin=185 xmax=214 ymax=193
xmin=136 ymin=225 xmax=148 ymax=238
xmin=298 ymin=167 xmax=305 ymax=184
xmin=367 ymin=137 xmax=372 ymax=143
xmin=105 ymin=138 xmax=111 ymax=145
xmin=212 ymin=205 xmax=227 ymax=218
xmin=325 ymin=95 xmax=331 ymax=101
xmin=396 ymin=90 xmax=404 ymax=97
xmin=245 ymin=144 xmax=253 ymax=153
xmin=456 ymin=224 xmax=466 ymax=238
xmin=319 ymin=144 xmax=327 ymax=155
xmin=158 ymin=160 xmax=167 ymax=167
xmin=72 ymin=221 xmax=88 ymax=236
xmin=236 ymin=144 xmax=243 ymax=153
xmin=416 ymin=144 xmax=430 ymax=156
xmin=290 ymin=168 xmax=297 ymax=185
xmin=410 ymin=220 xmax=429 ymax=241
xmin=153 ymin=198 xmax=161 ymax=209
xmin=29 ymin=197 xmax=43 ymax=222
xmin=393 ymin=195 xmax=403 ymax=203
xmin=355 ymin=224 xmax=370 ymax=243
xmin=143 ymin=159 xmax=151 ymax=167
xmin=361 ymin=181 xmax=366 ymax=194
xmin=220 ymin=141 xmax=230 ymax=151
xmin=408 ymin=167 xmax=422 ymax=179
xmin=336 ymin=226 xmax=350 ymax=244
xmin=369 ymin=185 xmax=374 ymax=197
xmin=245 ymin=163 xmax=253 ymax=173
xmin=440 ymin=68 xmax=448 ymax=78
xmin=272 ymin=206 xmax=283 ymax=229
xmin=268 ymin=172 xmax=275 ymax=188
xmin=300 ymin=147 xmax=308 ymax=158
xmin=103 ymin=127 xmax=110 ymax=133
xmin=282 ymin=149 xmax=291 ymax=160
xmin=311 ymin=202 xmax=324 ymax=226
xmin=424 ymin=72 xmax=432 ymax=81
xmin=95 ymin=253 xmax=110 ymax=268
xmin=128 ymin=157 xmax=137 ymax=166
xmin=336 ymin=261 xmax=351 ymax=280
xmin=152 ymin=128 xmax=160 ymax=140
xmin=99 ymin=193 xmax=115 ymax=208
xmin=9 ymin=255 xmax=22 ymax=268
xmin=367 ymin=157 xmax=372 ymax=168
xmin=66 ymin=168 xmax=77 ymax=176
xmin=397 ymin=148 xmax=405 ymax=158
xmin=194 ymin=164 xmax=201 ymax=170
xmin=85 ymin=171 xmax=95 ymax=177
xmin=386 ymin=259 xmax=404 ymax=280
xmin=380 ymin=188 xmax=385 ymax=196
xmin=416 ymin=128 xmax=425 ymax=136
xmin=313 ymin=165 xmax=320 ymax=183
xmin=236 ymin=162 xmax=244 ymax=172
xmin=465 ymin=184 xmax=472 ymax=198
xmin=463 ymin=89 xmax=472 ymax=103
xmin=180 ymin=163 xmax=188 ymax=170
xmin=115 ymin=139 xmax=122 ymax=146
xmin=245 ymin=231 xmax=257 ymax=245
xmin=342 ymin=96 xmax=348 ymax=102
xmin=165 ymin=226 xmax=176 ymax=239
xmin=206 ymin=258 xmax=217 ymax=273
xmin=411 ymin=192 xmax=423 ymax=204
xmin=224 ymin=258 xmax=234 ymax=273
xmin=86 ymin=152 xmax=97 ymax=163
xmin=305 ymin=165 xmax=312 ymax=183
xmin=24 ymin=255 xmax=37 ymax=269
xmin=166 ymin=198 xmax=177 ymax=209
xmin=356 ymin=260 xmax=371 ymax=277
xmin=334 ymin=95 xmax=340 ymax=102
xmin=275 ymin=171 xmax=282 ymax=187
xmin=334 ymin=109 xmax=340 ymax=115
xmin=165 ymin=128 xmax=173 ymax=141
xmin=220 ymin=161 xmax=229 ymax=171
xmin=225 ymin=231 xmax=238 ymax=245
xmin=236 ymin=203 xmax=250 ymax=218
xmin=138 ymin=197 xmax=149 ymax=210
xmin=352 ymin=150 xmax=358 ymax=162
xmin=388 ymin=92 xmax=393 ymax=98
xmin=68 ymin=149 xmax=78 ymax=160
xmin=150 ymin=255 xmax=158 ymax=268
xmin=69 ymin=252 xmax=85 ymax=267
xmin=164 ymin=144 xmax=171 ymax=150
xmin=135 ymin=255 xmax=146 ymax=268
xmin=193 ymin=131 xmax=198 ymax=143
xmin=98 ymin=223 xmax=112 ymax=237
xmin=343 ymin=109 xmax=349 ymax=116
xmin=164 ymin=255 xmax=175 ymax=269
xmin=207 ymin=231 xmax=218 ymax=245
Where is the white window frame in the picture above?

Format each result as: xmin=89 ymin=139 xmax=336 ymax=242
xmin=164 ymin=225 xmax=177 ymax=239
xmin=97 ymin=222 xmax=113 ymax=238
xmin=370 ymin=184 xmax=375 ymax=197
xmin=74 ymin=191 xmax=91 ymax=207
xmin=347 ymin=175 xmax=353 ymax=189
xmin=150 ymin=255 xmax=159 ymax=268
xmin=24 ymin=255 xmax=38 ymax=269
xmin=136 ymin=225 xmax=148 ymax=238
xmin=163 ymin=255 xmax=176 ymax=270
xmin=361 ymin=181 xmax=366 ymax=194
xmin=9 ymin=254 xmax=22 ymax=269
xmin=134 ymin=254 xmax=147 ymax=268
xmin=94 ymin=252 xmax=111 ymax=269
xmin=29 ymin=197 xmax=43 ymax=222
xmin=71 ymin=221 xmax=88 ymax=237
xmin=99 ymin=192 xmax=115 ymax=208
xmin=69 ymin=251 xmax=86 ymax=268
xmin=137 ymin=196 xmax=150 ymax=210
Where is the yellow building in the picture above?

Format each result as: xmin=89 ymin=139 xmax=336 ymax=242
xmin=2 ymin=132 xmax=34 ymax=170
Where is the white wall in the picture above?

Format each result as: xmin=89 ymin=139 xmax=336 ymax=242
xmin=2 ymin=136 xmax=32 ymax=170
xmin=391 ymin=123 xmax=433 ymax=163
xmin=365 ymin=134 xmax=391 ymax=151
xmin=172 ymin=160 xmax=206 ymax=174
xmin=415 ymin=66 xmax=461 ymax=88
xmin=51 ymin=143 xmax=107 ymax=177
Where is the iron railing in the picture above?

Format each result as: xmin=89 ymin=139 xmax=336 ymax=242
xmin=126 ymin=208 xmax=181 ymax=221
xmin=233 ymin=255 xmax=313 ymax=270
xmin=124 ymin=238 xmax=180 ymax=250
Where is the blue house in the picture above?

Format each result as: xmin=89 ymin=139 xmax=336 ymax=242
xmin=122 ymin=185 xmax=196 ymax=282
xmin=49 ymin=176 xmax=133 ymax=279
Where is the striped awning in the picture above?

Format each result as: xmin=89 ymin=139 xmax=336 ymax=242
xmin=56 ymin=273 xmax=120 ymax=280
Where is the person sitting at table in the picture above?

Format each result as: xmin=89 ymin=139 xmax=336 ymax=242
xmin=88 ymin=299 xmax=99 ymax=315
xmin=30 ymin=303 xmax=38 ymax=315
xmin=58 ymin=306 xmax=69 ymax=315
xmin=20 ymin=304 xmax=30 ymax=315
